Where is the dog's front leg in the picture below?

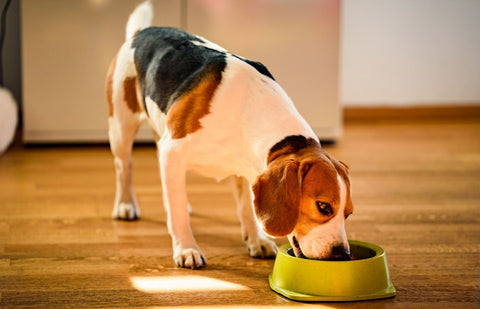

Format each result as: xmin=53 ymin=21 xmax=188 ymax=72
xmin=159 ymin=142 xmax=206 ymax=269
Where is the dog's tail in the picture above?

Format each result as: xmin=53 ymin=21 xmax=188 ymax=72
xmin=126 ymin=0 xmax=153 ymax=41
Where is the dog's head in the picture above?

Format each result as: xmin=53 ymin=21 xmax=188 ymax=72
xmin=252 ymin=141 xmax=353 ymax=260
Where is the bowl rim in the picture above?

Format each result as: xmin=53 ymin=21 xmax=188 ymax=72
xmin=281 ymin=239 xmax=385 ymax=263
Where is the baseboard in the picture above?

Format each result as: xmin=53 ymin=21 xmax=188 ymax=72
xmin=344 ymin=104 xmax=480 ymax=122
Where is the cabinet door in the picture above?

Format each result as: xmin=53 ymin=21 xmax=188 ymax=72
xmin=22 ymin=0 xmax=181 ymax=143
xmin=186 ymin=0 xmax=341 ymax=140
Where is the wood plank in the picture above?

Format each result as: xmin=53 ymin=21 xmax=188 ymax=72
xmin=1 ymin=116 xmax=479 ymax=308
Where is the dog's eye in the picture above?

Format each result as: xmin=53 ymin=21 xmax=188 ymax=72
xmin=316 ymin=201 xmax=333 ymax=216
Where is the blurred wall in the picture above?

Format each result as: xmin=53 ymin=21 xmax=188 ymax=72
xmin=340 ymin=0 xmax=480 ymax=107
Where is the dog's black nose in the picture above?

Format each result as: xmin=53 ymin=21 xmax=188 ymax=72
xmin=330 ymin=246 xmax=351 ymax=261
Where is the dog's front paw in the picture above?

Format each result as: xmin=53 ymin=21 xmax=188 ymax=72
xmin=112 ymin=202 xmax=140 ymax=221
xmin=174 ymin=247 xmax=207 ymax=269
xmin=246 ymin=237 xmax=277 ymax=259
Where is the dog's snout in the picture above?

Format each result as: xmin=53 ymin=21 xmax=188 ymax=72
xmin=330 ymin=246 xmax=351 ymax=261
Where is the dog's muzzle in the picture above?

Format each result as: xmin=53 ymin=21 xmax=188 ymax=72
xmin=329 ymin=245 xmax=351 ymax=261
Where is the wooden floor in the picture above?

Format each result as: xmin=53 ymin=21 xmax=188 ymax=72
xmin=1 ymin=115 xmax=479 ymax=308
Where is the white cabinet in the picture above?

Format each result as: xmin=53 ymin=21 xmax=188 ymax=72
xmin=22 ymin=0 xmax=340 ymax=143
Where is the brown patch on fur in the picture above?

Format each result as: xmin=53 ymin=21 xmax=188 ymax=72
xmin=105 ymin=54 xmax=118 ymax=117
xmin=123 ymin=76 xmax=141 ymax=114
xmin=166 ymin=72 xmax=222 ymax=139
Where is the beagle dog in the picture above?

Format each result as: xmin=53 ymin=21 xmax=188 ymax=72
xmin=106 ymin=1 xmax=353 ymax=269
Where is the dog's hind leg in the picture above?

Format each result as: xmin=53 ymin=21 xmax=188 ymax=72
xmin=106 ymin=49 xmax=143 ymax=221
xmin=231 ymin=176 xmax=278 ymax=258
xmin=109 ymin=115 xmax=141 ymax=221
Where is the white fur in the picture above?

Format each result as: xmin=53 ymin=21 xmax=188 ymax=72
xmin=126 ymin=0 xmax=153 ymax=40
xmin=0 ymin=87 xmax=18 ymax=155
xmin=145 ymin=96 xmax=166 ymax=136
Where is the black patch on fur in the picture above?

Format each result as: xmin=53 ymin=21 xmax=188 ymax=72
xmin=269 ymin=135 xmax=319 ymax=158
xmin=132 ymin=27 xmax=227 ymax=114
xmin=233 ymin=55 xmax=275 ymax=80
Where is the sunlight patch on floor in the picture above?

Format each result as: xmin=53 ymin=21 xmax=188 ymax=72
xmin=130 ymin=275 xmax=250 ymax=293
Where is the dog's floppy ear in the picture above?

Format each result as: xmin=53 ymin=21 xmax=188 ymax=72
xmin=252 ymin=159 xmax=301 ymax=237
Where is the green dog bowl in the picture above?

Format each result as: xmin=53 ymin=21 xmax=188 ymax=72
xmin=269 ymin=240 xmax=396 ymax=302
